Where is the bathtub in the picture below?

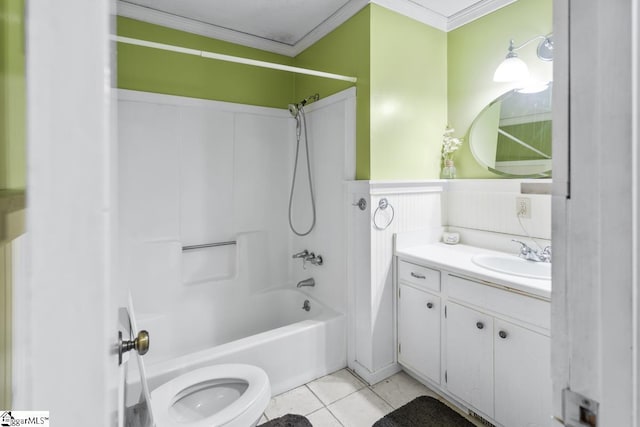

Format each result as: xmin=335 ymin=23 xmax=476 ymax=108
xmin=127 ymin=288 xmax=346 ymax=401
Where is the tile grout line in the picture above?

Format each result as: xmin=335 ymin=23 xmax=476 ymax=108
xmin=366 ymin=383 xmax=396 ymax=410
xmin=304 ymin=384 xmax=346 ymax=426
xmin=342 ymin=367 xmax=397 ymax=411
xmin=324 ymin=404 xmax=347 ymax=427
xmin=303 ymin=384 xmax=326 ymax=413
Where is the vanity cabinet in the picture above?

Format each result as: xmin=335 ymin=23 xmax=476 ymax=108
xmin=493 ymin=318 xmax=551 ymax=427
xmin=445 ymin=302 xmax=494 ymax=418
xmin=397 ymin=283 xmax=441 ymax=384
xmin=396 ymin=257 xmax=551 ymax=427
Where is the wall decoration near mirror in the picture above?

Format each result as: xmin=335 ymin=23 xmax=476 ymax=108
xmin=469 ymin=83 xmax=552 ymax=177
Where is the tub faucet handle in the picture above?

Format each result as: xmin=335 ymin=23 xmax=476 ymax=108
xmin=292 ymin=250 xmax=309 ymax=259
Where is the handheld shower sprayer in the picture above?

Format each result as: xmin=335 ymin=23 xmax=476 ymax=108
xmin=288 ymin=93 xmax=320 ymax=236
xmin=288 ymin=93 xmax=320 ymax=117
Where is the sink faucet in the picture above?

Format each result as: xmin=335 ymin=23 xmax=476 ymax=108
xmin=512 ymin=239 xmax=551 ymax=263
xmin=297 ymin=278 xmax=315 ymax=288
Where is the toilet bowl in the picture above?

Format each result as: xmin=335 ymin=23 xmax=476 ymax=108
xmin=121 ymin=297 xmax=271 ymax=427
xmin=151 ymin=364 xmax=270 ymax=427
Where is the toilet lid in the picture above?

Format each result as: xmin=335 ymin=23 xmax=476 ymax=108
xmin=151 ymin=364 xmax=270 ymax=427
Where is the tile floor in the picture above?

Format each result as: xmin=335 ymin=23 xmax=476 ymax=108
xmin=258 ymin=369 xmax=484 ymax=427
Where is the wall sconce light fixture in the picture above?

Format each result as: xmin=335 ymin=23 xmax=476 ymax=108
xmin=493 ymin=34 xmax=553 ymax=83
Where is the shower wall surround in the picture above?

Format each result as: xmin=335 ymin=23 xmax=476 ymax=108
xmin=118 ymin=88 xmax=355 ymax=322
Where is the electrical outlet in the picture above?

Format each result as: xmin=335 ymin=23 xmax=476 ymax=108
xmin=516 ymin=197 xmax=531 ymax=218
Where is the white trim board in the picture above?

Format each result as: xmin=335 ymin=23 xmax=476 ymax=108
xmin=117 ymin=0 xmax=516 ymax=57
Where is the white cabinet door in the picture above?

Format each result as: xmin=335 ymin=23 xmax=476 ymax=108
xmin=398 ymin=284 xmax=441 ymax=384
xmin=446 ymin=302 xmax=494 ymax=418
xmin=494 ymin=319 xmax=552 ymax=427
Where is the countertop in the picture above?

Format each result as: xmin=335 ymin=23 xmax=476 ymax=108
xmin=395 ymin=242 xmax=552 ymax=300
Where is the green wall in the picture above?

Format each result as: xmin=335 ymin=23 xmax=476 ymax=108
xmin=118 ymin=17 xmax=295 ymax=108
xmin=0 ymin=0 xmax=26 ymax=190
xmin=294 ymin=7 xmax=370 ymax=179
xmin=447 ymin=0 xmax=552 ymax=178
xmin=370 ymin=5 xmax=447 ymax=180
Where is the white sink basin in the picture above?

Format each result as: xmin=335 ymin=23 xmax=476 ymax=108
xmin=471 ymin=254 xmax=551 ymax=280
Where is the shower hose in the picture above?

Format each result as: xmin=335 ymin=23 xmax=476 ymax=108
xmin=288 ymin=106 xmax=316 ymax=236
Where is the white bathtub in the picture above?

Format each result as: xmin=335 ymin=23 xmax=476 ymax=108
xmin=127 ymin=288 xmax=346 ymax=400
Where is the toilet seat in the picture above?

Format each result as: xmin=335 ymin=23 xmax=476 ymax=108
xmin=150 ymin=364 xmax=270 ymax=427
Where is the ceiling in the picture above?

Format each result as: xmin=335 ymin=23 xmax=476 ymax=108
xmin=118 ymin=0 xmax=516 ymax=57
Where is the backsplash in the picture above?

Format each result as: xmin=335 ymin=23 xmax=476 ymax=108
xmin=443 ymin=179 xmax=551 ymax=252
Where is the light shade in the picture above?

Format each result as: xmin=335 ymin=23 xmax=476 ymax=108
xmin=493 ymin=56 xmax=530 ymax=82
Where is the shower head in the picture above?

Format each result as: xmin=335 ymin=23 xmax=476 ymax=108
xmin=287 ymin=93 xmax=320 ymax=117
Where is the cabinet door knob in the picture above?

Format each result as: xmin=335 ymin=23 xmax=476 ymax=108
xmin=410 ymin=272 xmax=426 ymax=279
xmin=426 ymin=302 xmax=434 ymax=309
xmin=499 ymin=330 xmax=508 ymax=339
xmin=476 ymin=322 xmax=484 ymax=330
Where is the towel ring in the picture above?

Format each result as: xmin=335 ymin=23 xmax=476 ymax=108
xmin=373 ymin=198 xmax=394 ymax=230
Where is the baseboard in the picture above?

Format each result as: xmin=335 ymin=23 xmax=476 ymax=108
xmin=348 ymin=360 xmax=401 ymax=385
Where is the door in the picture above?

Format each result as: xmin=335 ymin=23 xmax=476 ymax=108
xmin=16 ymin=0 xmax=119 ymax=423
xmin=494 ymin=319 xmax=551 ymax=427
xmin=552 ymin=0 xmax=639 ymax=425
xmin=445 ymin=302 xmax=494 ymax=418
xmin=398 ymin=284 xmax=441 ymax=383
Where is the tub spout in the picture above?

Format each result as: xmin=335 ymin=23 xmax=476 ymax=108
xmin=297 ymin=278 xmax=315 ymax=288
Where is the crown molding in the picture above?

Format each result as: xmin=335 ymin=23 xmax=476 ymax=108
xmin=446 ymin=0 xmax=517 ymax=31
xmin=117 ymin=1 xmax=299 ymax=56
xmin=117 ymin=0 xmax=516 ymax=58
xmin=371 ymin=0 xmax=448 ymax=31
xmin=291 ymin=0 xmax=370 ymax=56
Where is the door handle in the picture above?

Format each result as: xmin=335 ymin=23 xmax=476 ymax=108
xmin=118 ymin=330 xmax=150 ymax=365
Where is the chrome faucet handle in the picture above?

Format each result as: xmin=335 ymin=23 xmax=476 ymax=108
xmin=512 ymin=239 xmax=532 ymax=254
xmin=302 ymin=252 xmax=315 ymax=269
xmin=292 ymin=250 xmax=309 ymax=259
xmin=538 ymin=245 xmax=552 ymax=262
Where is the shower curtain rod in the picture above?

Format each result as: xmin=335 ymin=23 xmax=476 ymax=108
xmin=116 ymin=36 xmax=358 ymax=83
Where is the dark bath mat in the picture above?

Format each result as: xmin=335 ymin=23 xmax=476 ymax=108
xmin=258 ymin=414 xmax=312 ymax=427
xmin=373 ymin=396 xmax=475 ymax=427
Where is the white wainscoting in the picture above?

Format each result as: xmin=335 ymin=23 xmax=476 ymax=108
xmin=347 ymin=181 xmax=445 ymax=384
xmin=346 ymin=178 xmax=552 ymax=384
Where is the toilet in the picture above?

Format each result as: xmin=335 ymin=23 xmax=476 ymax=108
xmin=149 ymin=364 xmax=270 ymax=427
xmin=121 ymin=298 xmax=271 ymax=427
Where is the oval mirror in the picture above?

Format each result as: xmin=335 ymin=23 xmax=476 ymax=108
xmin=469 ymin=83 xmax=552 ymax=177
